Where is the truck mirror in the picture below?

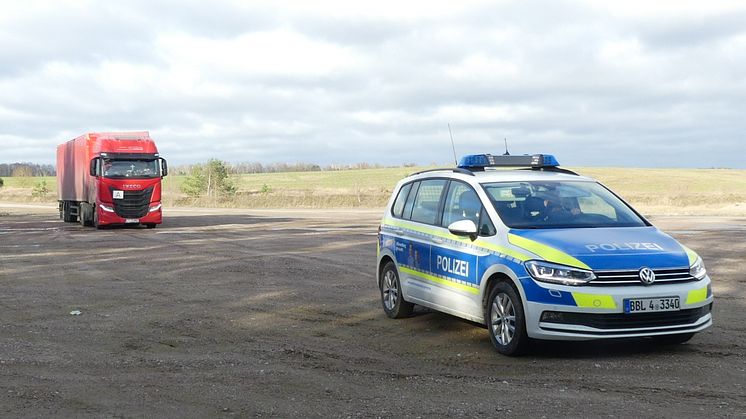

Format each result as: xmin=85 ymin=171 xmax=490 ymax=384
xmin=160 ymin=158 xmax=168 ymax=177
xmin=89 ymin=158 xmax=98 ymax=177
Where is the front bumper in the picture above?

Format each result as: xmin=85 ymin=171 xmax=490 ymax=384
xmin=97 ymin=203 xmax=162 ymax=226
xmin=522 ymin=276 xmax=713 ymax=341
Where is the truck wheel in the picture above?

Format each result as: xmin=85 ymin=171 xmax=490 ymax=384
xmin=83 ymin=204 xmax=95 ymax=227
xmin=487 ymin=281 xmax=530 ymax=356
xmin=380 ymin=261 xmax=413 ymax=319
xmin=62 ymin=201 xmax=77 ymax=223
xmin=145 ymin=223 xmax=156 ymax=229
xmin=93 ymin=207 xmax=102 ymax=229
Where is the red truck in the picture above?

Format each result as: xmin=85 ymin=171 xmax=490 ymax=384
xmin=57 ymin=132 xmax=168 ymax=228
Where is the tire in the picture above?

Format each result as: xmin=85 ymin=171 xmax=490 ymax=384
xmin=379 ymin=261 xmax=413 ymax=319
xmin=653 ymin=333 xmax=695 ymax=345
xmin=79 ymin=203 xmax=92 ymax=227
xmin=93 ymin=207 xmax=102 ymax=229
xmin=62 ymin=201 xmax=77 ymax=223
xmin=486 ymin=281 xmax=530 ymax=356
xmin=145 ymin=223 xmax=156 ymax=229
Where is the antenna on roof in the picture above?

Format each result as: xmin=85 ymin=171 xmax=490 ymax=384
xmin=448 ymin=123 xmax=458 ymax=166
xmin=503 ymin=138 xmax=510 ymax=156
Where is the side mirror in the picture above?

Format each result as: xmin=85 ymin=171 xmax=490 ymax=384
xmin=160 ymin=158 xmax=168 ymax=177
xmin=89 ymin=158 xmax=99 ymax=177
xmin=448 ymin=219 xmax=478 ymax=240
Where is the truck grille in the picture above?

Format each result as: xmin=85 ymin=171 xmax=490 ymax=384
xmin=540 ymin=304 xmax=711 ymax=330
xmin=111 ymin=187 xmax=153 ymax=218
xmin=591 ymin=268 xmax=697 ymax=286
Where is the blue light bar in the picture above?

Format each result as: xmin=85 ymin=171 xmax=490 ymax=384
xmin=457 ymin=154 xmax=560 ymax=169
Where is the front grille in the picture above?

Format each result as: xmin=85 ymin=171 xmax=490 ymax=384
xmin=591 ymin=268 xmax=697 ymax=286
xmin=540 ymin=304 xmax=711 ymax=330
xmin=111 ymin=187 xmax=153 ymax=218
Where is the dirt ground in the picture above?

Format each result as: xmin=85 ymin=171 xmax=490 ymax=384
xmin=0 ymin=204 xmax=744 ymax=417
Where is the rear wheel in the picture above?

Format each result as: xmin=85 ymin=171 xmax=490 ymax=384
xmin=487 ymin=281 xmax=530 ymax=356
xmin=379 ymin=261 xmax=413 ymax=319
xmin=62 ymin=201 xmax=77 ymax=223
xmin=653 ymin=333 xmax=694 ymax=345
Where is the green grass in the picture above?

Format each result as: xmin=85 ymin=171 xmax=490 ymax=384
xmin=2 ymin=167 xmax=745 ymax=214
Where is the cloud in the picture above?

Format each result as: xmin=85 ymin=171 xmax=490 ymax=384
xmin=0 ymin=0 xmax=744 ymax=168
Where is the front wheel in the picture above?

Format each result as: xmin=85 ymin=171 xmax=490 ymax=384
xmin=379 ymin=262 xmax=413 ymax=319
xmin=487 ymin=281 xmax=530 ymax=356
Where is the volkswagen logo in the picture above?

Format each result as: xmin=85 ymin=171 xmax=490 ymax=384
xmin=639 ymin=267 xmax=656 ymax=285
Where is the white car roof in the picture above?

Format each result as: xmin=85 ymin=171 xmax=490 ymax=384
xmin=405 ymin=168 xmax=596 ymax=184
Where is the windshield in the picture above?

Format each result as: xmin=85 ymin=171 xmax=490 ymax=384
xmin=481 ymin=181 xmax=647 ymax=229
xmin=103 ymin=159 xmax=159 ymax=179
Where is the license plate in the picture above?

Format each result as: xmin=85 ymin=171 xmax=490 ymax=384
xmin=125 ymin=218 xmax=139 ymax=224
xmin=624 ymin=297 xmax=680 ymax=313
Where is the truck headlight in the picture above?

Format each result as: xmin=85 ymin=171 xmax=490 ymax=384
xmin=99 ymin=204 xmax=115 ymax=213
xmin=525 ymin=260 xmax=596 ymax=286
xmin=690 ymin=257 xmax=707 ymax=280
xmin=148 ymin=203 xmax=162 ymax=212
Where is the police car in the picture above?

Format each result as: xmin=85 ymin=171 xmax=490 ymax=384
xmin=376 ymin=154 xmax=712 ymax=355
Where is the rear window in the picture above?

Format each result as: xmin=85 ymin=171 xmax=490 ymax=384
xmin=391 ymin=182 xmax=412 ymax=218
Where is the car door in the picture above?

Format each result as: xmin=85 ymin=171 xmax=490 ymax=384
xmin=395 ymin=179 xmax=448 ymax=301
xmin=425 ymin=180 xmax=496 ymax=317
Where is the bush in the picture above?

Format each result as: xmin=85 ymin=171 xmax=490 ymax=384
xmin=0 ymin=177 xmax=4 ymax=188
xmin=32 ymin=179 xmax=50 ymax=198
xmin=181 ymin=159 xmax=236 ymax=198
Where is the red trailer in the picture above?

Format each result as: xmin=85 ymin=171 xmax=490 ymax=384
xmin=56 ymin=132 xmax=168 ymax=228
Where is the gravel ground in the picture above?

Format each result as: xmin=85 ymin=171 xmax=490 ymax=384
xmin=0 ymin=205 xmax=744 ymax=417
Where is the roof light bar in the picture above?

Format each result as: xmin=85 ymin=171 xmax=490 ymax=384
xmin=457 ymin=154 xmax=560 ymax=169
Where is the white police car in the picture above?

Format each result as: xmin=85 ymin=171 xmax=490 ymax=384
xmin=376 ymin=154 xmax=712 ymax=355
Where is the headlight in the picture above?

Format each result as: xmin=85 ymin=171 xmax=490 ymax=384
xmin=99 ymin=204 xmax=115 ymax=213
xmin=525 ymin=260 xmax=596 ymax=286
xmin=690 ymin=257 xmax=707 ymax=280
xmin=148 ymin=203 xmax=162 ymax=212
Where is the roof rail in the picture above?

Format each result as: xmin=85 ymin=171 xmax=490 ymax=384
xmin=409 ymin=167 xmax=476 ymax=177
xmin=517 ymin=167 xmax=580 ymax=176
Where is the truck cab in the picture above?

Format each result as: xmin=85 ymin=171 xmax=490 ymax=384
xmin=57 ymin=132 xmax=168 ymax=229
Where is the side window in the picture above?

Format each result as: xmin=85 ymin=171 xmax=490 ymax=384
xmin=441 ymin=181 xmax=482 ymax=227
xmin=410 ymin=179 xmax=447 ymax=225
xmin=401 ymin=181 xmax=420 ymax=220
xmin=391 ymin=183 xmax=412 ymax=218
xmin=478 ymin=207 xmax=497 ymax=236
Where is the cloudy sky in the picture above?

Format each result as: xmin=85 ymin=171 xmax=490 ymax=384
xmin=1 ymin=0 xmax=745 ymax=167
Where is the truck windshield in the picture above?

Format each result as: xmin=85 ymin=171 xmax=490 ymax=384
xmin=481 ymin=181 xmax=647 ymax=229
xmin=103 ymin=159 xmax=159 ymax=179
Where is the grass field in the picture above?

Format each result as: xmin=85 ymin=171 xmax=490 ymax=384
xmin=1 ymin=167 xmax=745 ymax=215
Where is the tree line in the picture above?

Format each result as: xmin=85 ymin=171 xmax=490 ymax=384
xmin=0 ymin=163 xmax=56 ymax=177
xmin=170 ymin=161 xmax=390 ymax=175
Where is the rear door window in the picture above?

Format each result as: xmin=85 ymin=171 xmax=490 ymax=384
xmin=410 ymin=179 xmax=447 ymax=225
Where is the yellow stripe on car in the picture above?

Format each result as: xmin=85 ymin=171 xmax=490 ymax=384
xmin=399 ymin=266 xmax=480 ymax=295
xmin=508 ymin=233 xmax=591 ymax=270
xmin=681 ymin=245 xmax=699 ymax=266
xmin=572 ymin=292 xmax=617 ymax=309
xmin=381 ymin=218 xmax=533 ymax=262
xmin=686 ymin=287 xmax=708 ymax=304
